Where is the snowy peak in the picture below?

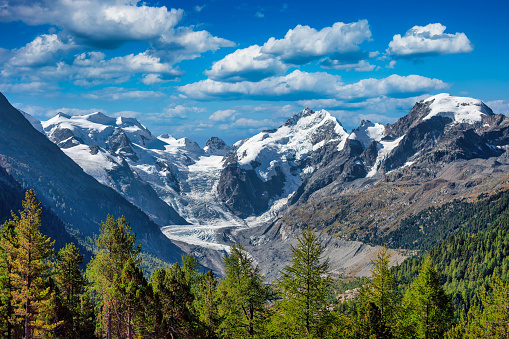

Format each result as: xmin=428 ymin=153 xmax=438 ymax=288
xmin=423 ymin=93 xmax=493 ymax=124
xmin=348 ymin=120 xmax=385 ymax=149
xmin=204 ymin=137 xmax=229 ymax=155
xmin=235 ymin=108 xmax=347 ymax=170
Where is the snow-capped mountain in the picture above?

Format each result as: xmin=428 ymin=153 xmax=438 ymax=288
xmin=218 ymin=108 xmax=348 ymax=218
xmin=8 ymin=91 xmax=509 ymax=279
xmin=40 ymin=111 xmax=244 ymax=233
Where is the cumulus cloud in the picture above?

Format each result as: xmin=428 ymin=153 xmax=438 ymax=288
xmin=84 ymin=87 xmax=165 ymax=101
xmin=205 ymin=45 xmax=288 ymax=82
xmin=260 ymin=20 xmax=371 ymax=64
xmin=8 ymin=34 xmax=77 ymax=67
xmin=204 ymin=20 xmax=373 ymax=83
xmin=179 ymin=70 xmax=448 ymax=101
xmin=386 ymin=60 xmax=397 ymax=69
xmin=0 ymin=0 xmax=183 ymax=47
xmin=387 ymin=23 xmax=473 ymax=58
xmin=209 ymin=109 xmax=238 ymax=121
xmin=164 ymin=105 xmax=206 ymax=119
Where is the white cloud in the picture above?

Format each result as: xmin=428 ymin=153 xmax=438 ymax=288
xmin=320 ymin=59 xmax=375 ymax=72
xmin=260 ymin=20 xmax=372 ymax=64
xmin=194 ymin=5 xmax=205 ymax=12
xmin=386 ymin=60 xmax=397 ymax=69
xmin=84 ymin=87 xmax=165 ymax=101
xmin=486 ymin=100 xmax=509 ymax=115
xmin=0 ymin=81 xmax=54 ymax=93
xmin=387 ymin=23 xmax=473 ymax=58
xmin=164 ymin=105 xmax=206 ymax=119
xmin=179 ymin=70 xmax=448 ymax=101
xmin=141 ymin=73 xmax=167 ymax=85
xmin=0 ymin=0 xmax=233 ymax=70
xmin=3 ymin=51 xmax=184 ymax=86
xmin=0 ymin=0 xmax=183 ymax=47
xmin=204 ymin=45 xmax=288 ymax=82
xmin=209 ymin=109 xmax=238 ymax=121
xmin=368 ymin=51 xmax=380 ymax=58
xmin=8 ymin=34 xmax=76 ymax=67
xmin=255 ymin=11 xmax=264 ymax=18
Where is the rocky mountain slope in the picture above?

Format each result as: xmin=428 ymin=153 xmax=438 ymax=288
xmin=9 ymin=92 xmax=509 ymax=279
xmin=0 ymin=92 xmax=183 ymax=263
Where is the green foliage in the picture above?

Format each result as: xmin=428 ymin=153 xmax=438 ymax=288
xmin=150 ymin=262 xmax=198 ymax=338
xmin=357 ymin=247 xmax=400 ymax=338
xmin=454 ymin=277 xmax=509 ymax=338
xmin=398 ymin=256 xmax=454 ymax=338
xmin=2 ymin=190 xmax=56 ymax=338
xmin=394 ymin=207 xmax=509 ymax=316
xmin=269 ymin=229 xmax=332 ymax=338
xmin=86 ymin=214 xmax=143 ymax=338
xmin=216 ymin=243 xmax=271 ymax=338
xmin=379 ymin=190 xmax=509 ymax=251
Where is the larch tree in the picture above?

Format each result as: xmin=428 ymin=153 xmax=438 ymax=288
xmin=269 ymin=228 xmax=332 ymax=338
xmin=2 ymin=189 xmax=56 ymax=338
xmin=402 ymin=256 xmax=453 ymax=339
xmin=357 ymin=247 xmax=400 ymax=339
xmin=216 ymin=243 xmax=271 ymax=338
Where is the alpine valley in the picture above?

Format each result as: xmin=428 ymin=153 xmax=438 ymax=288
xmin=2 ymin=91 xmax=509 ymax=279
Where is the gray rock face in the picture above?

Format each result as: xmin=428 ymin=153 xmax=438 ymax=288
xmin=204 ymin=137 xmax=229 ymax=155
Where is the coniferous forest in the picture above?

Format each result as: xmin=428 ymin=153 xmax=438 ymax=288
xmin=1 ymin=190 xmax=509 ymax=338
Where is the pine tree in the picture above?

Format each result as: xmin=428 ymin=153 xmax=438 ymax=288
xmin=2 ymin=189 xmax=56 ymax=338
xmin=357 ymin=247 xmax=400 ymax=338
xmin=216 ymin=243 xmax=270 ymax=338
xmin=86 ymin=215 xmax=141 ymax=338
xmin=0 ymin=220 xmax=16 ymax=337
xmin=195 ymin=269 xmax=219 ymax=338
xmin=150 ymin=263 xmax=197 ymax=338
xmin=54 ymin=242 xmax=86 ymax=337
xmin=269 ymin=228 xmax=332 ymax=338
xmin=401 ymin=256 xmax=453 ymax=338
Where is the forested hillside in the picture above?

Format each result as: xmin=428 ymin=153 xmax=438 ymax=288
xmin=1 ymin=190 xmax=509 ymax=338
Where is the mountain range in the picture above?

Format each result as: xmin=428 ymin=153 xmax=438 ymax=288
xmin=2 ymin=91 xmax=509 ymax=278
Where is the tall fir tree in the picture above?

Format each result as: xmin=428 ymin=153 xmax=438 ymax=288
xmin=269 ymin=229 xmax=332 ymax=338
xmin=400 ymin=256 xmax=453 ymax=339
xmin=2 ymin=189 xmax=56 ymax=338
xmin=216 ymin=243 xmax=271 ymax=338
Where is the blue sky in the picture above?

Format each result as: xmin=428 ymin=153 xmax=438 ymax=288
xmin=0 ymin=0 xmax=508 ymax=145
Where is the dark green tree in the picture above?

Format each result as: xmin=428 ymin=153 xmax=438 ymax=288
xmin=195 ymin=269 xmax=219 ymax=338
xmin=151 ymin=263 xmax=197 ymax=338
xmin=269 ymin=229 xmax=332 ymax=338
xmin=54 ymin=242 xmax=86 ymax=337
xmin=216 ymin=243 xmax=270 ymax=338
xmin=0 ymin=220 xmax=16 ymax=337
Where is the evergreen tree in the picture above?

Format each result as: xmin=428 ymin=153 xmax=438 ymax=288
xmin=86 ymin=215 xmax=141 ymax=339
xmin=269 ymin=229 xmax=332 ymax=338
xmin=195 ymin=269 xmax=219 ymax=338
xmin=216 ymin=243 xmax=270 ymax=338
xmin=400 ymin=256 xmax=453 ymax=338
xmin=0 ymin=220 xmax=16 ymax=337
xmin=151 ymin=263 xmax=197 ymax=338
xmin=54 ymin=242 xmax=88 ymax=338
xmin=460 ymin=277 xmax=509 ymax=338
xmin=357 ymin=247 xmax=400 ymax=338
xmin=2 ymin=189 xmax=56 ymax=338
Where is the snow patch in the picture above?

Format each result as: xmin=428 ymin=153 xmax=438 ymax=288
xmin=423 ymin=93 xmax=492 ymax=124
